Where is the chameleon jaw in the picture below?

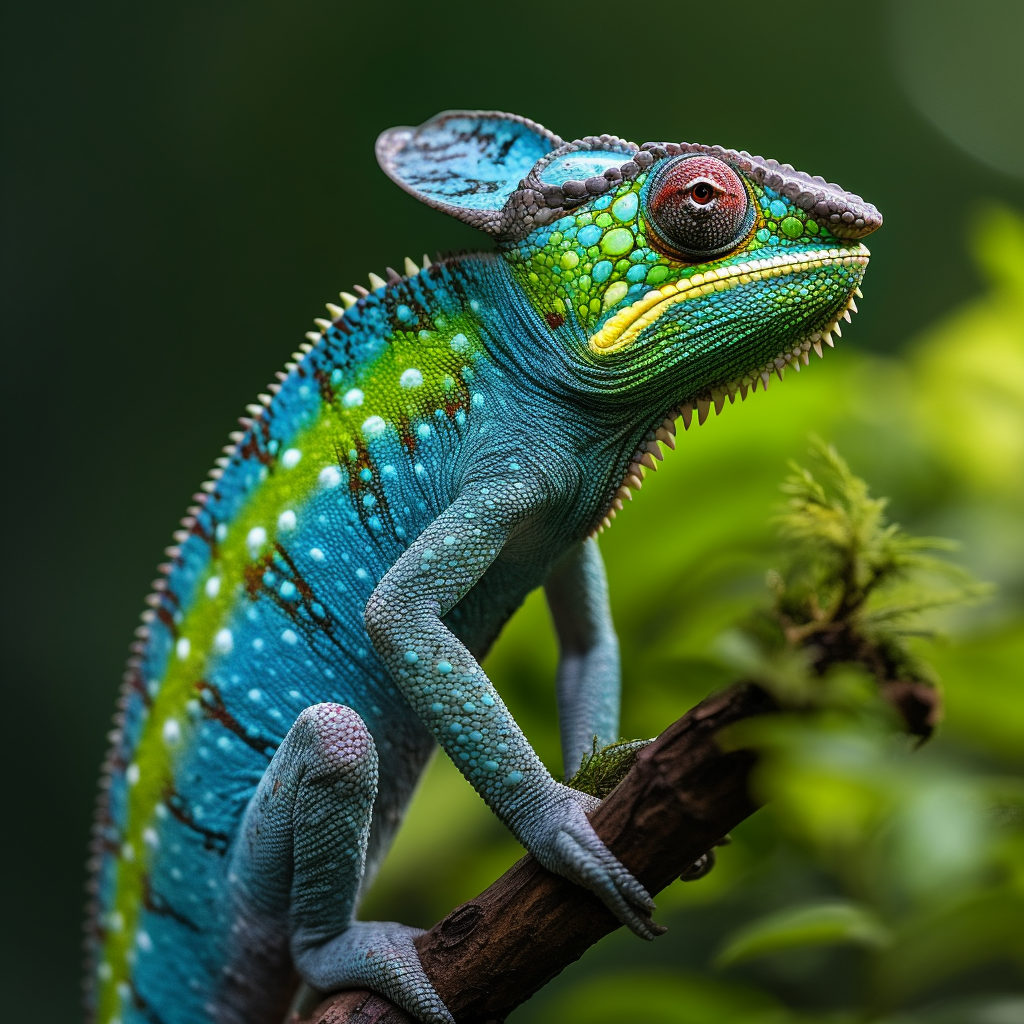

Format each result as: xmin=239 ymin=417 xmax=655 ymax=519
xmin=589 ymin=274 xmax=865 ymax=537
xmin=588 ymin=243 xmax=871 ymax=355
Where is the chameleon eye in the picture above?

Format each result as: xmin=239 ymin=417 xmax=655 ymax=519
xmin=646 ymin=155 xmax=752 ymax=259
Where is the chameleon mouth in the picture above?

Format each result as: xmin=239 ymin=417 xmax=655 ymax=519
xmin=588 ymin=243 xmax=871 ymax=355
xmin=589 ymin=252 xmax=868 ymax=537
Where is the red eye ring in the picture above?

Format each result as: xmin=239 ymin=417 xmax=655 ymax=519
xmin=646 ymin=155 xmax=752 ymax=259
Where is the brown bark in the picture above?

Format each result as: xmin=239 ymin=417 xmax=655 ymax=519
xmin=293 ymin=683 xmax=778 ymax=1024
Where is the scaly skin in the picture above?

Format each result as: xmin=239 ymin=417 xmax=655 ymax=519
xmin=87 ymin=110 xmax=880 ymax=1024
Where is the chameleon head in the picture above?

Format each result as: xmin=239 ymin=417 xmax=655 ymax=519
xmin=378 ymin=110 xmax=881 ymax=413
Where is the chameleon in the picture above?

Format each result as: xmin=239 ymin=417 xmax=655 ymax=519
xmin=86 ymin=110 xmax=881 ymax=1024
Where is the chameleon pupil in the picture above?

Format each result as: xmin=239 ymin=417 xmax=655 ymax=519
xmin=691 ymin=182 xmax=714 ymax=203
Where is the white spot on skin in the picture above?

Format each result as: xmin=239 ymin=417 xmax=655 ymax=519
xmin=143 ymin=828 xmax=159 ymax=849
xmin=121 ymin=843 xmax=135 ymax=863
xmin=281 ymin=629 xmax=298 ymax=645
xmin=248 ymin=688 xmax=262 ymax=701
xmin=362 ymin=415 xmax=386 ymax=438
xmin=343 ymin=388 xmax=364 ymax=408
xmin=162 ymin=719 xmax=181 ymax=745
xmin=98 ymin=962 xmax=113 ymax=980
xmin=126 ymin=763 xmax=140 ymax=785
xmin=107 ymin=911 xmax=124 ymax=932
xmin=205 ymin=576 xmax=221 ymax=598
xmin=450 ymin=332 xmax=469 ymax=353
xmin=319 ymin=466 xmax=342 ymax=489
xmin=281 ymin=448 xmax=302 ymax=469
xmin=247 ymin=526 xmax=267 ymax=553
xmin=137 ymin=930 xmax=153 ymax=952
xmin=176 ymin=637 xmax=191 ymax=661
xmin=399 ymin=368 xmax=423 ymax=388
xmin=277 ymin=509 xmax=297 ymax=532
xmin=214 ymin=629 xmax=233 ymax=654
xmin=252 ymin=638 xmax=264 ymax=652
xmin=309 ymin=547 xmax=325 ymax=562
xmin=215 ymin=523 xmax=228 ymax=542
xmin=217 ymin=735 xmax=232 ymax=751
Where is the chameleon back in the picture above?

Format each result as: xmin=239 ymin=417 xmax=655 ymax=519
xmin=88 ymin=256 xmax=526 ymax=1022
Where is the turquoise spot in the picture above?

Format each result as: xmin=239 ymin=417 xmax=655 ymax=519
xmin=443 ymin=535 xmax=456 ymax=545
xmin=362 ymin=493 xmax=376 ymax=507
xmin=450 ymin=333 xmax=469 ymax=353
xmin=437 ymin=661 xmax=453 ymax=674
xmin=612 ymin=191 xmax=638 ymax=222
xmin=417 ymin=423 xmax=431 ymax=439
xmin=496 ymin=742 xmax=508 ymax=753
xmin=578 ymin=225 xmax=602 ymax=247
xmin=504 ymin=771 xmax=524 ymax=787
xmin=769 ymin=199 xmax=788 ymax=219
xmin=469 ymin=730 xmax=482 ymax=741
xmin=359 ymin=468 xmax=373 ymax=482
xmin=279 ymin=581 xmax=296 ymax=600
xmin=463 ymin=701 xmax=476 ymax=713
xmin=756 ymin=228 xmax=771 ymax=243
xmin=396 ymin=304 xmax=414 ymax=323
xmin=483 ymin=760 xmax=499 ymax=772
xmin=404 ymin=650 xmax=419 ymax=664
xmin=481 ymin=694 xmax=495 ymax=706
xmin=368 ymin=516 xmax=382 ymax=532
xmin=626 ymin=264 xmax=646 ymax=283
xmin=449 ymin=722 xmax=462 ymax=734
xmin=593 ymin=195 xmax=612 ymax=210
xmin=330 ymin=368 xmax=343 ymax=384
xmin=430 ymin=702 xmax=443 ymax=713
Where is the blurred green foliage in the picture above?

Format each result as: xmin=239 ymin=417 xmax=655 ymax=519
xmin=360 ymin=207 xmax=1024 ymax=1021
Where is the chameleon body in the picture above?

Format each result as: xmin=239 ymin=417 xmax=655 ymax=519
xmin=87 ymin=111 xmax=880 ymax=1024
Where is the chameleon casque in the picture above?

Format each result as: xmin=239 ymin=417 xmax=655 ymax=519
xmin=87 ymin=110 xmax=881 ymax=1024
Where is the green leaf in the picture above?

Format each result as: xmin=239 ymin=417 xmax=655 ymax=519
xmin=716 ymin=900 xmax=891 ymax=967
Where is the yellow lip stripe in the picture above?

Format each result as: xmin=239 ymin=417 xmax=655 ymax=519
xmin=589 ymin=244 xmax=871 ymax=354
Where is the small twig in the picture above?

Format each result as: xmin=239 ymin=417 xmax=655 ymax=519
xmin=294 ymin=683 xmax=778 ymax=1024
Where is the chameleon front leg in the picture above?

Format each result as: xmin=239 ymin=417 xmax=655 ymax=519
xmin=365 ymin=478 xmax=658 ymax=940
xmin=224 ymin=703 xmax=453 ymax=1024
xmin=544 ymin=537 xmax=622 ymax=776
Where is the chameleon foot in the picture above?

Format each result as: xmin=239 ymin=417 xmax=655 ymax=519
xmin=294 ymin=920 xmax=454 ymax=1024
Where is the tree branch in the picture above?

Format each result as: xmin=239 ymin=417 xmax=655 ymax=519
xmin=294 ymin=682 xmax=778 ymax=1024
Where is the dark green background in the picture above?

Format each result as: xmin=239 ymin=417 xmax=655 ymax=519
xmin=3 ymin=1 xmax=1021 ymax=1019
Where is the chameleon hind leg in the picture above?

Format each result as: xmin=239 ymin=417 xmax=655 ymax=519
xmin=223 ymin=702 xmax=453 ymax=1024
